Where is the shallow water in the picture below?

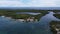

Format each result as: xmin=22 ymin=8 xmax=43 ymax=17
xmin=0 ymin=12 xmax=60 ymax=34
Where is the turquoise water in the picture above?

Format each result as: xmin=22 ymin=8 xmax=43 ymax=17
xmin=0 ymin=12 xmax=60 ymax=34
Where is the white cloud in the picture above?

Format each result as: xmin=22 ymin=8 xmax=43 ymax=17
xmin=0 ymin=1 xmax=26 ymax=7
xmin=0 ymin=0 xmax=17 ymax=1
xmin=0 ymin=0 xmax=59 ymax=7
xmin=55 ymin=0 xmax=60 ymax=5
xmin=24 ymin=0 xmax=56 ymax=7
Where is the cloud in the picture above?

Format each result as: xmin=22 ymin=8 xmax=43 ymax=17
xmin=0 ymin=0 xmax=59 ymax=7
xmin=24 ymin=0 xmax=57 ymax=7
xmin=55 ymin=0 xmax=60 ymax=5
xmin=0 ymin=1 xmax=25 ymax=7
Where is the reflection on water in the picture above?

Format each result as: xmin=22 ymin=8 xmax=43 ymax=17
xmin=0 ymin=12 xmax=60 ymax=34
xmin=16 ymin=12 xmax=41 ymax=15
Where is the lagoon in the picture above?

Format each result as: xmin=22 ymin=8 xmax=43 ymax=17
xmin=16 ymin=12 xmax=41 ymax=15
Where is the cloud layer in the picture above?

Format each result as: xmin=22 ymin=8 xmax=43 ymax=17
xmin=0 ymin=0 xmax=60 ymax=7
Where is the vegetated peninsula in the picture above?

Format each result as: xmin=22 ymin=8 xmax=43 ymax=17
xmin=50 ymin=21 xmax=60 ymax=34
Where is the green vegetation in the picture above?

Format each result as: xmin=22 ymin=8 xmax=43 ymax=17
xmin=53 ymin=14 xmax=60 ymax=19
xmin=53 ymin=10 xmax=60 ymax=13
xmin=50 ymin=21 xmax=60 ymax=34
xmin=0 ymin=9 xmax=49 ymax=20
xmin=0 ymin=9 xmax=60 ymax=20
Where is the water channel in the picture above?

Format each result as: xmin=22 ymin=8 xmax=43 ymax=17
xmin=0 ymin=12 xmax=60 ymax=34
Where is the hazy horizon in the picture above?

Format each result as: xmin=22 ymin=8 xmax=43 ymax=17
xmin=0 ymin=7 xmax=60 ymax=10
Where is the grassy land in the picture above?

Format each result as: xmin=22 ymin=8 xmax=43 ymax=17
xmin=0 ymin=9 xmax=48 ymax=20
xmin=53 ymin=14 xmax=60 ymax=19
xmin=0 ymin=9 xmax=60 ymax=20
xmin=50 ymin=21 xmax=60 ymax=34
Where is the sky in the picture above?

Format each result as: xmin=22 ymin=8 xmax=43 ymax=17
xmin=0 ymin=0 xmax=60 ymax=7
